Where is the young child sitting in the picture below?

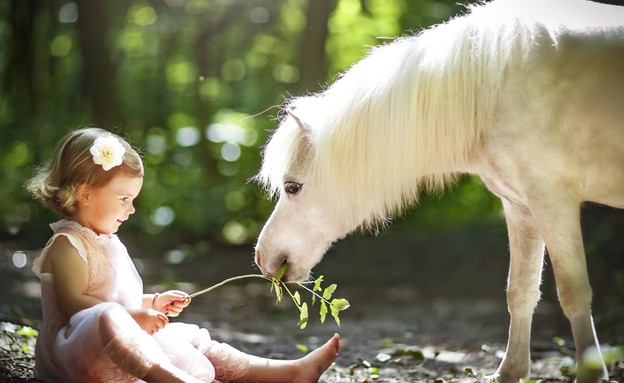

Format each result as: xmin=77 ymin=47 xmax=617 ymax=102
xmin=27 ymin=127 xmax=340 ymax=383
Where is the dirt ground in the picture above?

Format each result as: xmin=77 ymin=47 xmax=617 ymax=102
xmin=1 ymin=222 xmax=623 ymax=382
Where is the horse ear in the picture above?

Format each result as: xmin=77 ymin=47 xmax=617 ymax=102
xmin=287 ymin=110 xmax=311 ymax=137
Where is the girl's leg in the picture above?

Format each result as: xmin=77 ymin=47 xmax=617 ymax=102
xmin=98 ymin=305 xmax=207 ymax=383
xmin=207 ymin=333 xmax=340 ymax=383
xmin=142 ymin=364 xmax=207 ymax=383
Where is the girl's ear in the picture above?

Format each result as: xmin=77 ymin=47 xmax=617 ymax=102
xmin=75 ymin=184 xmax=91 ymax=206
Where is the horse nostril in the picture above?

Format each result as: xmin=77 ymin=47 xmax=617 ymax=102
xmin=254 ymin=249 xmax=263 ymax=268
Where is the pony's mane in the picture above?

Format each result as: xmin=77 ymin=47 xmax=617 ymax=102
xmin=258 ymin=0 xmax=565 ymax=229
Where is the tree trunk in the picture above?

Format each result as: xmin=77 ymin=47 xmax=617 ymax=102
xmin=295 ymin=0 xmax=337 ymax=94
xmin=75 ymin=0 xmax=122 ymax=127
xmin=5 ymin=0 xmax=40 ymax=124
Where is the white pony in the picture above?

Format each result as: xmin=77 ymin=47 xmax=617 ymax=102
xmin=254 ymin=0 xmax=624 ymax=382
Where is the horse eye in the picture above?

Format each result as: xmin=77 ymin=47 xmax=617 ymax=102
xmin=284 ymin=182 xmax=302 ymax=196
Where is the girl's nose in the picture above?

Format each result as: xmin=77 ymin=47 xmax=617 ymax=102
xmin=128 ymin=203 xmax=136 ymax=215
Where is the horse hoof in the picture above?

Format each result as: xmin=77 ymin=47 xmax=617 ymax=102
xmin=484 ymin=372 xmax=523 ymax=383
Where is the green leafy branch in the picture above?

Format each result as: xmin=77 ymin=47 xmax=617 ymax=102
xmin=188 ymin=264 xmax=350 ymax=329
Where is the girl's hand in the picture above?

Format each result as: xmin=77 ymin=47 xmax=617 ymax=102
xmin=152 ymin=290 xmax=191 ymax=317
xmin=131 ymin=309 xmax=168 ymax=335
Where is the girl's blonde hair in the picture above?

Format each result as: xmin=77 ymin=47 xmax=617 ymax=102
xmin=27 ymin=127 xmax=144 ymax=217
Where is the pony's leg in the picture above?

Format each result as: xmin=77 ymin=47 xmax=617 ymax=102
xmin=487 ymin=201 xmax=545 ymax=383
xmin=528 ymin=200 xmax=608 ymax=383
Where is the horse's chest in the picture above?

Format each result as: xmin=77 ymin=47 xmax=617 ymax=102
xmin=479 ymin=173 xmax=525 ymax=207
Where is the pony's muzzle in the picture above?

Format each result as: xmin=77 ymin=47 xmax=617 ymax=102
xmin=254 ymin=248 xmax=266 ymax=275
xmin=254 ymin=248 xmax=287 ymax=279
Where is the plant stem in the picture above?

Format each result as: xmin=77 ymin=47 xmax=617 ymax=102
xmin=189 ymin=274 xmax=338 ymax=309
xmin=279 ymin=282 xmax=300 ymax=307
xmin=297 ymin=282 xmax=334 ymax=306
xmin=189 ymin=274 xmax=270 ymax=298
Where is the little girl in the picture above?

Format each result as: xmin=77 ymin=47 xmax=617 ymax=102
xmin=27 ymin=127 xmax=340 ymax=383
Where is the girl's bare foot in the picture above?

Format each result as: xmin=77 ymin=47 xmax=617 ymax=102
xmin=230 ymin=333 xmax=341 ymax=383
xmin=293 ymin=333 xmax=340 ymax=383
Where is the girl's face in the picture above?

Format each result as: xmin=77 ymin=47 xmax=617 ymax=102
xmin=75 ymin=175 xmax=143 ymax=235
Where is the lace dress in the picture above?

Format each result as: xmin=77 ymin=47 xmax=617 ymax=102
xmin=32 ymin=220 xmax=250 ymax=383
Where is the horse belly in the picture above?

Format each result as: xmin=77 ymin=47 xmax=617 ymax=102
xmin=578 ymin=142 xmax=624 ymax=208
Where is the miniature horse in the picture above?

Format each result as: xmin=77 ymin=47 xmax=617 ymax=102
xmin=254 ymin=0 xmax=624 ymax=381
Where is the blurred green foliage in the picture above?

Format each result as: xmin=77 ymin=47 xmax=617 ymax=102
xmin=1 ymin=0 xmax=507 ymax=251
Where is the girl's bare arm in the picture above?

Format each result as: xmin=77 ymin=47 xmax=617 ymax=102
xmin=44 ymin=235 xmax=103 ymax=318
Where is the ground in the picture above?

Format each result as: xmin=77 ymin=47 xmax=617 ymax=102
xmin=1 ymin=316 xmax=623 ymax=382
xmin=1 ymin=222 xmax=622 ymax=382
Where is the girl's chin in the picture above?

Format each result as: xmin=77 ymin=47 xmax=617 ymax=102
xmin=98 ymin=223 xmax=120 ymax=235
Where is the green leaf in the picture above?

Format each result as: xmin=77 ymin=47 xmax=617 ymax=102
xmin=331 ymin=298 xmax=350 ymax=311
xmin=298 ymin=302 xmax=309 ymax=329
xmin=322 ymin=284 xmax=337 ymax=300
xmin=296 ymin=344 xmax=309 ymax=353
xmin=560 ymin=363 xmax=574 ymax=377
xmin=274 ymin=263 xmax=288 ymax=282
xmin=313 ymin=275 xmax=324 ymax=291
xmin=602 ymin=346 xmax=624 ymax=365
xmin=17 ymin=326 xmax=38 ymax=338
xmin=273 ymin=281 xmax=283 ymax=303
xmin=368 ymin=366 xmax=379 ymax=376
xmin=330 ymin=301 xmax=341 ymax=326
xmin=293 ymin=291 xmax=301 ymax=306
xmin=409 ymin=350 xmax=426 ymax=362
xmin=319 ymin=300 xmax=328 ymax=323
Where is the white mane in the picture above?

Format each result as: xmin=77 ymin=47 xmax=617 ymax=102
xmin=258 ymin=0 xmax=598 ymax=229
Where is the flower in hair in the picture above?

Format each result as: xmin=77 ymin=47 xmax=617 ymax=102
xmin=90 ymin=135 xmax=126 ymax=171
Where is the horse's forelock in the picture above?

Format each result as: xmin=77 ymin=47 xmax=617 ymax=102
xmin=258 ymin=110 xmax=316 ymax=197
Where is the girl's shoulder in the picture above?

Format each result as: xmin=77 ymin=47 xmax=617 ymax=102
xmin=46 ymin=234 xmax=79 ymax=257
xmin=32 ymin=221 xmax=92 ymax=279
xmin=39 ymin=235 xmax=84 ymax=274
xmin=49 ymin=220 xmax=96 ymax=259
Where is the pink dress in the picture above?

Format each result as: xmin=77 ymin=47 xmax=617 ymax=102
xmin=32 ymin=220 xmax=250 ymax=383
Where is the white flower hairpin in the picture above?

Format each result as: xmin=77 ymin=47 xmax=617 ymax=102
xmin=90 ymin=135 xmax=126 ymax=171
